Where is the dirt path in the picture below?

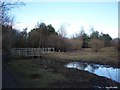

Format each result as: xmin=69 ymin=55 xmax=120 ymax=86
xmin=2 ymin=62 xmax=23 ymax=88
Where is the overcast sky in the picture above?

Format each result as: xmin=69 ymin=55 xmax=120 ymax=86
xmin=11 ymin=1 xmax=118 ymax=38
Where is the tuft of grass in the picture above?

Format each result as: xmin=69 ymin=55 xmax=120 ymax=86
xmin=29 ymin=73 xmax=41 ymax=79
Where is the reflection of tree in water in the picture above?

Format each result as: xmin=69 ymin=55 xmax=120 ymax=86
xmin=71 ymin=62 xmax=78 ymax=68
xmin=90 ymin=64 xmax=99 ymax=69
xmin=86 ymin=64 xmax=99 ymax=73
xmin=77 ymin=63 xmax=87 ymax=70
xmin=70 ymin=62 xmax=87 ymax=70
xmin=66 ymin=62 xmax=120 ymax=83
xmin=67 ymin=62 xmax=99 ymax=73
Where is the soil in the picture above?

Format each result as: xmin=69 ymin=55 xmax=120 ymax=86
xmin=3 ymin=56 xmax=120 ymax=88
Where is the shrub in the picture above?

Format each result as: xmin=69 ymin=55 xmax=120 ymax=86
xmin=69 ymin=38 xmax=83 ymax=51
xmin=89 ymin=38 xmax=104 ymax=52
xmin=111 ymin=38 xmax=120 ymax=51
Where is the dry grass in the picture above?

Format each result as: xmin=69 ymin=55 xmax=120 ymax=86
xmin=7 ymin=57 xmax=119 ymax=88
xmin=45 ymin=47 xmax=118 ymax=66
xmin=6 ymin=47 xmax=119 ymax=88
xmin=7 ymin=59 xmax=66 ymax=88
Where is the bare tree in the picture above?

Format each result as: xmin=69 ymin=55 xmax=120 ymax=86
xmin=58 ymin=24 xmax=67 ymax=37
xmin=0 ymin=0 xmax=25 ymax=25
xmin=1 ymin=0 xmax=25 ymax=52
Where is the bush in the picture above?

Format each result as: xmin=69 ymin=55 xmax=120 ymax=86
xmin=111 ymin=38 xmax=120 ymax=51
xmin=67 ymin=38 xmax=83 ymax=51
xmin=89 ymin=38 xmax=104 ymax=52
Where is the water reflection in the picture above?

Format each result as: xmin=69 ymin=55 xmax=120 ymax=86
xmin=65 ymin=62 xmax=120 ymax=83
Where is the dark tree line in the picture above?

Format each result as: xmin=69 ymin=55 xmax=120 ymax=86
xmin=2 ymin=0 xmax=118 ymax=53
xmin=2 ymin=21 xmax=114 ymax=52
xmin=1 ymin=0 xmax=25 ymax=52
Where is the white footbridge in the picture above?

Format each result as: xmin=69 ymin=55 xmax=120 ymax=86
xmin=11 ymin=48 xmax=55 ymax=57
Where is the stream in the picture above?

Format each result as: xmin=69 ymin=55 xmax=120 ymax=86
xmin=65 ymin=62 xmax=120 ymax=83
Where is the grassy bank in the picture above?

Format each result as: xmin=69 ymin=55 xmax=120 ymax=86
xmin=44 ymin=47 xmax=119 ymax=67
xmin=7 ymin=58 xmax=119 ymax=88
xmin=5 ymin=47 xmax=119 ymax=88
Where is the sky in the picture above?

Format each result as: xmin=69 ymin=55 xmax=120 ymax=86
xmin=11 ymin=1 xmax=118 ymax=38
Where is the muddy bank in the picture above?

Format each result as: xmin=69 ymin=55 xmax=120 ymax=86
xmin=2 ymin=63 xmax=23 ymax=88
xmin=65 ymin=61 xmax=120 ymax=83
xmin=6 ymin=57 xmax=120 ymax=88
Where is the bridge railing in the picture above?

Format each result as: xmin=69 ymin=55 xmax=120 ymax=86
xmin=11 ymin=48 xmax=55 ymax=57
